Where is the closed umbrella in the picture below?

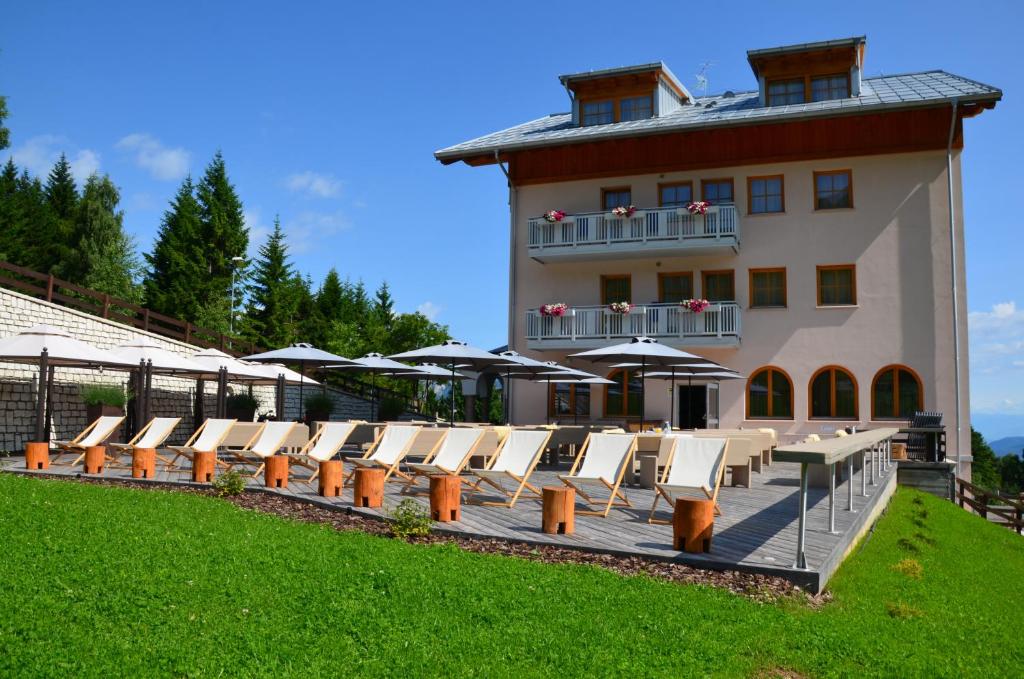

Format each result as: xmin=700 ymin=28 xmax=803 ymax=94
xmin=242 ymin=343 xmax=356 ymax=421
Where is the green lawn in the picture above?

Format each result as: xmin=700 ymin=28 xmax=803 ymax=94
xmin=0 ymin=474 xmax=1021 ymax=677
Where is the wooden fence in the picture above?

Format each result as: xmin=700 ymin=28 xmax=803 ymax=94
xmin=956 ymin=477 xmax=1024 ymax=534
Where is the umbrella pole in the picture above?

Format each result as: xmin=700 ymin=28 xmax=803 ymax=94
xmin=449 ymin=364 xmax=456 ymax=427
xmin=670 ymin=367 xmax=676 ymax=431
xmin=299 ymin=362 xmax=305 ymax=423
xmin=144 ymin=360 xmax=153 ymax=424
xmin=687 ymin=375 xmax=692 ymax=430
xmin=371 ymin=372 xmax=376 ymax=422
xmin=44 ymin=365 xmax=55 ymax=444
xmin=505 ymin=368 xmax=511 ymax=425
xmin=194 ymin=379 xmax=205 ymax=433
xmin=34 ymin=349 xmax=49 ymax=443
xmin=640 ymin=356 xmax=646 ymax=432
xmin=546 ymin=374 xmax=551 ymax=426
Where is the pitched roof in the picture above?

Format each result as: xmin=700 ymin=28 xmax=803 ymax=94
xmin=435 ymin=70 xmax=1001 ymax=164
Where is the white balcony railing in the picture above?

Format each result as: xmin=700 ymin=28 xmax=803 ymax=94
xmin=525 ymin=302 xmax=741 ymax=346
xmin=527 ymin=204 xmax=739 ymax=257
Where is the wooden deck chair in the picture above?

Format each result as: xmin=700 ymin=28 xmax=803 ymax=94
xmin=292 ymin=422 xmax=357 ymax=481
xmin=229 ymin=421 xmax=298 ymax=476
xmin=347 ymin=424 xmax=423 ymax=482
xmin=165 ymin=418 xmax=236 ymax=469
xmin=558 ymin=432 xmax=638 ymax=517
xmin=465 ymin=429 xmax=553 ymax=508
xmin=402 ymin=427 xmax=485 ymax=493
xmin=648 ymin=436 xmax=728 ymax=524
xmin=52 ymin=416 xmax=126 ymax=466
xmin=108 ymin=417 xmax=181 ymax=467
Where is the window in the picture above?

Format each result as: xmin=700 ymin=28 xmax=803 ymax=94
xmin=748 ymin=175 xmax=784 ymax=214
xmin=872 ymin=365 xmax=923 ymax=419
xmin=582 ymin=100 xmax=614 ymax=126
xmin=659 ymin=181 xmax=693 ymax=207
xmin=701 ymin=179 xmax=734 ymax=204
xmin=702 ymin=270 xmax=735 ymax=302
xmin=817 ymin=265 xmax=856 ymax=306
xmin=601 ymin=274 xmax=631 ymax=304
xmin=605 ymin=368 xmax=643 ymax=417
xmin=549 ymin=383 xmax=591 ymax=419
xmin=767 ymin=78 xmax=805 ymax=106
xmin=811 ymin=74 xmax=850 ymax=102
xmin=620 ymin=95 xmax=653 ymax=121
xmin=814 ymin=170 xmax=853 ymax=209
xmin=658 ymin=272 xmax=694 ymax=303
xmin=747 ymin=367 xmax=793 ymax=419
xmin=602 ymin=187 xmax=632 ymax=211
xmin=749 ymin=268 xmax=787 ymax=308
xmin=810 ymin=366 xmax=858 ymax=419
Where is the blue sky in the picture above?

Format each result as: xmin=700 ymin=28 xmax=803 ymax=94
xmin=3 ymin=1 xmax=1022 ymax=437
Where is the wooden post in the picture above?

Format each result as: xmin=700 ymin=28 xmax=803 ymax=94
xmin=46 ymin=274 xmax=54 ymax=302
xmin=132 ymin=447 xmax=157 ymax=479
xmin=318 ymin=460 xmax=343 ymax=497
xmin=142 ymin=308 xmax=150 ymax=332
xmin=429 ymin=475 xmax=462 ymax=522
xmin=83 ymin=445 xmax=106 ymax=475
xmin=673 ymin=498 xmax=715 ymax=553
xmin=264 ymin=455 xmax=289 ymax=489
xmin=353 ymin=467 xmax=385 ymax=508
xmin=102 ymin=294 xmax=111 ymax=319
xmin=542 ymin=486 xmax=575 ymax=535
xmin=24 ymin=442 xmax=49 ymax=470
xmin=192 ymin=451 xmax=216 ymax=483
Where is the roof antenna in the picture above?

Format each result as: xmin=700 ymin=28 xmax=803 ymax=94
xmin=695 ymin=61 xmax=713 ymax=98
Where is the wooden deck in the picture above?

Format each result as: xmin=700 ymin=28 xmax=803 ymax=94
xmin=3 ymin=450 xmax=898 ymax=592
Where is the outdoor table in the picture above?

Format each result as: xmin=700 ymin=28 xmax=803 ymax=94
xmin=131 ymin=447 xmax=157 ymax=479
xmin=353 ymin=467 xmax=384 ymax=508
xmin=24 ymin=442 xmax=49 ymax=470
xmin=318 ymin=460 xmax=343 ymax=497
xmin=265 ymin=455 xmax=289 ymax=489
xmin=673 ymin=498 xmax=714 ymax=553
xmin=83 ymin=445 xmax=106 ymax=475
xmin=542 ymin=486 xmax=575 ymax=535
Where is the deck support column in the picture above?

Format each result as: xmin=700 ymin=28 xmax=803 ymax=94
xmin=794 ymin=462 xmax=809 ymax=570
xmin=847 ymin=455 xmax=855 ymax=512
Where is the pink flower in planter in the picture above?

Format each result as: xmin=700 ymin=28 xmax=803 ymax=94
xmin=681 ymin=298 xmax=711 ymax=313
xmin=540 ymin=303 xmax=568 ymax=317
xmin=543 ymin=210 xmax=566 ymax=223
xmin=686 ymin=201 xmax=711 ymax=215
xmin=610 ymin=205 xmax=636 ymax=218
xmin=608 ymin=301 xmax=634 ymax=314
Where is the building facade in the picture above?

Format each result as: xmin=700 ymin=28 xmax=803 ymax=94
xmin=436 ymin=37 xmax=1000 ymax=467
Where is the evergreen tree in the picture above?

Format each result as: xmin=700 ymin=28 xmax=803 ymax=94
xmin=143 ymin=176 xmax=207 ymax=319
xmin=74 ymin=174 xmax=141 ymax=300
xmin=289 ymin=273 xmax=318 ymax=344
xmin=245 ymin=217 xmax=295 ymax=348
xmin=316 ymin=268 xmax=345 ymax=323
xmin=196 ymin=152 xmax=248 ymax=325
xmin=0 ymin=95 xmax=9 ymax=151
xmin=373 ymin=281 xmax=395 ymax=331
xmin=0 ymin=159 xmax=22 ymax=262
xmin=14 ymin=170 xmax=52 ymax=270
xmin=41 ymin=154 xmax=79 ymax=275
xmin=971 ymin=427 xmax=1001 ymax=491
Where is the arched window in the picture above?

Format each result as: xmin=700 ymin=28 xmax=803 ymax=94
xmin=549 ymin=382 xmax=591 ymax=419
xmin=747 ymin=366 xmax=793 ymax=419
xmin=809 ymin=366 xmax=858 ymax=419
xmin=872 ymin=365 xmax=923 ymax=419
xmin=604 ymin=369 xmax=643 ymax=417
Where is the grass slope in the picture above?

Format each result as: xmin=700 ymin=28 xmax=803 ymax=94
xmin=0 ymin=475 xmax=1022 ymax=677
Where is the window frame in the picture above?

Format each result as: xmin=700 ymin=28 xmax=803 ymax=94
xmin=871 ymin=364 xmax=924 ymax=420
xmin=548 ymin=382 xmax=591 ymax=419
xmin=603 ymin=368 xmax=643 ymax=418
xmin=657 ymin=271 xmax=694 ymax=303
xmin=813 ymin=169 xmax=854 ymax=210
xmin=601 ymin=186 xmax=633 ymax=212
xmin=766 ymin=77 xmax=806 ymax=106
xmin=808 ymin=365 xmax=859 ymax=420
xmin=810 ymin=73 xmax=851 ymax=102
xmin=658 ymin=181 xmax=694 ymax=208
xmin=748 ymin=267 xmax=787 ymax=309
xmin=619 ymin=94 xmax=654 ymax=122
xmin=747 ymin=174 xmax=785 ymax=214
xmin=746 ymin=366 xmax=794 ymax=420
xmin=600 ymin=274 xmax=632 ymax=305
xmin=581 ymin=99 xmax=614 ymax=127
xmin=816 ymin=264 xmax=857 ymax=306
xmin=700 ymin=178 xmax=735 ymax=204
xmin=701 ymin=269 xmax=735 ymax=302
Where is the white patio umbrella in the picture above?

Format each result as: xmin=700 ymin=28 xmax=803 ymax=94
xmin=389 ymin=340 xmax=517 ymax=425
xmin=0 ymin=324 xmax=138 ymax=442
xmin=569 ymin=336 xmax=712 ymax=429
xmin=324 ymin=352 xmax=419 ymax=421
xmin=242 ymin=343 xmax=356 ymax=420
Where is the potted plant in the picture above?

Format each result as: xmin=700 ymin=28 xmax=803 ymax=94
xmin=226 ymin=393 xmax=259 ymax=421
xmin=681 ymin=298 xmax=711 ymax=313
xmin=608 ymin=301 xmax=635 ymax=314
xmin=81 ymin=384 xmax=125 ymax=440
xmin=542 ymin=210 xmax=566 ymax=223
xmin=305 ymin=392 xmax=335 ymax=425
xmin=540 ymin=303 xmax=569 ymax=317
xmin=609 ymin=205 xmax=637 ymax=219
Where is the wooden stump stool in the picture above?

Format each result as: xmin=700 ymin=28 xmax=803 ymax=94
xmin=83 ymin=445 xmax=106 ymax=475
xmin=673 ymin=498 xmax=715 ymax=553
xmin=892 ymin=443 xmax=907 ymax=461
xmin=192 ymin=451 xmax=216 ymax=483
xmin=318 ymin=460 xmax=343 ymax=497
xmin=24 ymin=442 xmax=49 ymax=470
xmin=542 ymin=486 xmax=575 ymax=535
xmin=353 ymin=467 xmax=385 ymax=508
xmin=264 ymin=455 xmax=289 ymax=489
xmin=429 ymin=475 xmax=462 ymax=522
xmin=131 ymin=447 xmax=157 ymax=479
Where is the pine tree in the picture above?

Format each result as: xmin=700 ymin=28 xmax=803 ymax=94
xmin=74 ymin=174 xmax=141 ymax=300
xmin=289 ymin=273 xmax=317 ymax=344
xmin=0 ymin=159 xmax=22 ymax=262
xmin=143 ymin=176 xmax=207 ymax=319
xmin=0 ymin=95 xmax=9 ymax=151
xmin=316 ymin=268 xmax=345 ymax=322
xmin=245 ymin=217 xmax=295 ymax=348
xmin=41 ymin=154 xmax=79 ymax=275
xmin=373 ymin=281 xmax=395 ymax=331
xmin=196 ymin=152 xmax=248 ymax=325
xmin=971 ymin=427 xmax=1001 ymax=491
xmin=15 ymin=170 xmax=52 ymax=271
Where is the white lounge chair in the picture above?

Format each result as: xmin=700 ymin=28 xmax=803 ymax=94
xmin=292 ymin=422 xmax=357 ymax=481
xmin=52 ymin=415 xmax=126 ymax=466
xmin=228 ymin=421 xmax=299 ymax=476
xmin=558 ymin=432 xmax=638 ymax=517
xmin=108 ymin=416 xmax=181 ymax=467
xmin=465 ymin=429 xmax=553 ymax=508
xmin=402 ymin=427 xmax=485 ymax=492
xmin=165 ymin=418 xmax=236 ymax=469
xmin=348 ymin=424 xmax=423 ymax=482
xmin=648 ymin=436 xmax=729 ymax=523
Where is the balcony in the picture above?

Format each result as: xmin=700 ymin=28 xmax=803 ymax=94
xmin=525 ymin=302 xmax=741 ymax=350
xmin=527 ymin=204 xmax=739 ymax=263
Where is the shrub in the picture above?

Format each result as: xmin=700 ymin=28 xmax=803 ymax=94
xmin=389 ymin=499 xmax=432 ymax=539
xmin=305 ymin=393 xmax=335 ymax=415
xmin=378 ymin=394 xmax=406 ymax=421
xmin=226 ymin=393 xmax=259 ymax=411
xmin=211 ymin=470 xmax=246 ymax=497
xmin=81 ymin=384 xmax=126 ymax=407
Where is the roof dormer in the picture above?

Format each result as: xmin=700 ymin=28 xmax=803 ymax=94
xmin=747 ymin=36 xmax=866 ymax=107
xmin=559 ymin=62 xmax=691 ymax=127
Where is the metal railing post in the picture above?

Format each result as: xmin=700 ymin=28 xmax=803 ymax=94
xmin=847 ymin=454 xmax=855 ymax=512
xmin=794 ymin=462 xmax=809 ymax=569
xmin=828 ymin=462 xmax=838 ymax=534
xmin=861 ymin=450 xmax=867 ymax=497
xmin=869 ymin=444 xmax=876 ymax=486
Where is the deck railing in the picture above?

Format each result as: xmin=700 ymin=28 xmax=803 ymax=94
xmin=528 ymin=204 xmax=738 ymax=252
xmin=955 ymin=478 xmax=1024 ymax=534
xmin=526 ymin=302 xmax=740 ymax=344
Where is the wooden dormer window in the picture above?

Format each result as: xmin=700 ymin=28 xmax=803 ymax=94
xmin=619 ymin=95 xmax=653 ymax=121
xmin=811 ymin=74 xmax=850 ymax=102
xmin=767 ymin=79 xmax=805 ymax=106
xmin=582 ymin=101 xmax=614 ymax=126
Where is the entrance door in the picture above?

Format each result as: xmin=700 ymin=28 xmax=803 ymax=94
xmin=705 ymin=382 xmax=720 ymax=429
xmin=677 ymin=385 xmax=707 ymax=429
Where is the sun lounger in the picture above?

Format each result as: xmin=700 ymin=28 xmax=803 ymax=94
xmin=465 ymin=429 xmax=553 ymax=508
xmin=108 ymin=416 xmax=181 ymax=467
xmin=165 ymin=418 xmax=236 ymax=469
xmin=648 ymin=436 xmax=728 ymax=523
xmin=348 ymin=424 xmax=423 ymax=482
xmin=292 ymin=422 xmax=357 ymax=480
xmin=402 ymin=427 xmax=486 ymax=492
xmin=51 ymin=415 xmax=126 ymax=466
xmin=227 ymin=421 xmax=299 ymax=476
xmin=558 ymin=432 xmax=638 ymax=517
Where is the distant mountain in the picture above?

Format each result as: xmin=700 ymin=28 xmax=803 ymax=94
xmin=990 ymin=437 xmax=1024 ymax=457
